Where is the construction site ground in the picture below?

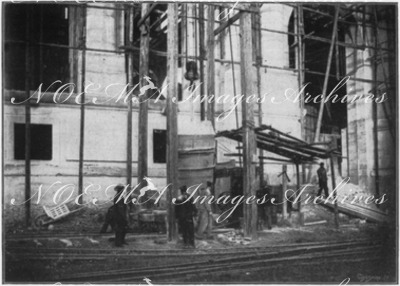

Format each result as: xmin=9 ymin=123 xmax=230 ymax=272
xmin=5 ymin=199 xmax=396 ymax=284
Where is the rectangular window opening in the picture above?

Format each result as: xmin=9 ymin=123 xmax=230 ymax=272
xmin=14 ymin=123 xmax=53 ymax=160
xmin=153 ymin=129 xmax=166 ymax=163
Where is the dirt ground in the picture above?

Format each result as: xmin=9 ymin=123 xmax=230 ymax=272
xmin=4 ymin=197 xmax=398 ymax=283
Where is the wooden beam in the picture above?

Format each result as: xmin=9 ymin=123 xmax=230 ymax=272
xmin=372 ymin=6 xmax=380 ymax=199
xmin=314 ymin=5 xmax=340 ymax=142
xmin=198 ymin=4 xmax=206 ymax=121
xmin=296 ymin=4 xmax=305 ymax=141
xmin=209 ymin=3 xmax=259 ymax=13
xmin=137 ymin=3 xmax=150 ymax=187
xmin=207 ymin=5 xmax=215 ymax=126
xmin=213 ymin=11 xmax=241 ymax=36
xmin=253 ymin=7 xmax=263 ymax=188
xmin=166 ymin=3 xmax=179 ymax=241
xmin=240 ymin=11 xmax=257 ymax=240
xmin=330 ymin=153 xmax=339 ymax=229
xmin=296 ymin=163 xmax=304 ymax=225
xmin=24 ymin=6 xmax=32 ymax=226
xmin=259 ymin=156 xmax=293 ymax=163
xmin=137 ymin=3 xmax=157 ymax=27
xmin=227 ymin=14 xmax=242 ymax=167
xmin=282 ymin=165 xmax=288 ymax=220
xmin=125 ymin=6 xmax=134 ymax=188
xmin=78 ymin=5 xmax=87 ymax=205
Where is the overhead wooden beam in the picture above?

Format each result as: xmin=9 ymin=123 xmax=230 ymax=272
xmin=166 ymin=3 xmax=179 ymax=241
xmin=207 ymin=5 xmax=215 ymax=126
xmin=314 ymin=5 xmax=340 ymax=142
xmin=137 ymin=3 xmax=150 ymax=187
xmin=137 ymin=3 xmax=157 ymax=27
xmin=209 ymin=3 xmax=259 ymax=13
xmin=240 ymin=10 xmax=257 ymax=240
xmin=213 ymin=11 xmax=241 ymax=36
xmin=259 ymin=156 xmax=294 ymax=163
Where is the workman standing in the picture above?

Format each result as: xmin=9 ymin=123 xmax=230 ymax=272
xmin=317 ymin=162 xmax=329 ymax=197
xmin=113 ymin=184 xmax=128 ymax=247
xmin=175 ymin=186 xmax=197 ymax=248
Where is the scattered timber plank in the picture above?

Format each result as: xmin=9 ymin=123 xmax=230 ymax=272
xmin=316 ymin=198 xmax=390 ymax=223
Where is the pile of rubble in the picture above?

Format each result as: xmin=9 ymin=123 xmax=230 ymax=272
xmin=216 ymin=230 xmax=251 ymax=246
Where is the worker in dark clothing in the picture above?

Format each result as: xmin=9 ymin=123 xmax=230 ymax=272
xmin=99 ymin=205 xmax=115 ymax=233
xmin=175 ymin=186 xmax=197 ymax=248
xmin=256 ymin=186 xmax=272 ymax=230
xmin=317 ymin=162 xmax=329 ymax=197
xmin=113 ymin=184 xmax=128 ymax=247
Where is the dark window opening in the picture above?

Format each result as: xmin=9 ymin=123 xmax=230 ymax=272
xmin=14 ymin=123 xmax=53 ymax=160
xmin=4 ymin=4 xmax=70 ymax=91
xmin=153 ymin=129 xmax=166 ymax=163
xmin=288 ymin=13 xmax=296 ymax=69
xmin=302 ymin=5 xmax=348 ymax=141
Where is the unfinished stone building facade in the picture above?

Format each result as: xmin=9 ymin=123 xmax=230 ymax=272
xmin=3 ymin=3 xmax=397 ymax=225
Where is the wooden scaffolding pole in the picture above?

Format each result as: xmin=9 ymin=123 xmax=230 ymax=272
xmin=254 ymin=6 xmax=264 ymax=188
xmin=240 ymin=9 xmax=257 ymax=239
xmin=330 ymin=153 xmax=339 ymax=228
xmin=166 ymin=3 xmax=179 ymax=241
xmin=281 ymin=165 xmax=288 ymax=220
xmin=296 ymin=4 xmax=305 ymax=140
xmin=137 ymin=4 xmax=150 ymax=187
xmin=24 ymin=6 xmax=32 ymax=226
xmin=198 ymin=4 xmax=206 ymax=121
xmin=78 ymin=5 xmax=87 ymax=205
xmin=314 ymin=5 xmax=340 ymax=142
xmin=372 ymin=6 xmax=380 ymax=199
xmin=206 ymin=5 xmax=215 ymax=126
xmin=125 ymin=5 xmax=134 ymax=187
xmin=296 ymin=163 xmax=304 ymax=225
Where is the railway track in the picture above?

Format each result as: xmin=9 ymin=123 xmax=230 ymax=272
xmin=5 ymin=232 xmax=162 ymax=241
xmin=6 ymin=238 xmax=373 ymax=258
xmin=57 ymin=240 xmax=382 ymax=282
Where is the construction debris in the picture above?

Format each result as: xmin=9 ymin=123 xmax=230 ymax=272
xmin=304 ymin=220 xmax=327 ymax=226
xmin=59 ymin=239 xmax=73 ymax=247
xmin=216 ymin=230 xmax=251 ymax=245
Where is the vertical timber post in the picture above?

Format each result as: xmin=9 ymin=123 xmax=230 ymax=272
xmin=138 ymin=4 xmax=150 ymax=187
xmin=24 ymin=6 xmax=32 ymax=226
xmin=125 ymin=5 xmax=134 ymax=188
xmin=330 ymin=153 xmax=339 ymax=228
xmin=282 ymin=165 xmax=288 ymax=220
xmin=198 ymin=4 xmax=206 ymax=121
xmin=296 ymin=163 xmax=304 ymax=225
xmin=240 ymin=9 xmax=257 ymax=240
xmin=372 ymin=6 xmax=380 ymax=199
xmin=296 ymin=4 xmax=305 ymax=141
xmin=296 ymin=4 xmax=307 ymax=184
xmin=254 ymin=6 xmax=264 ymax=188
xmin=206 ymin=5 xmax=215 ymax=127
xmin=78 ymin=5 xmax=87 ymax=205
xmin=166 ymin=3 xmax=179 ymax=241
